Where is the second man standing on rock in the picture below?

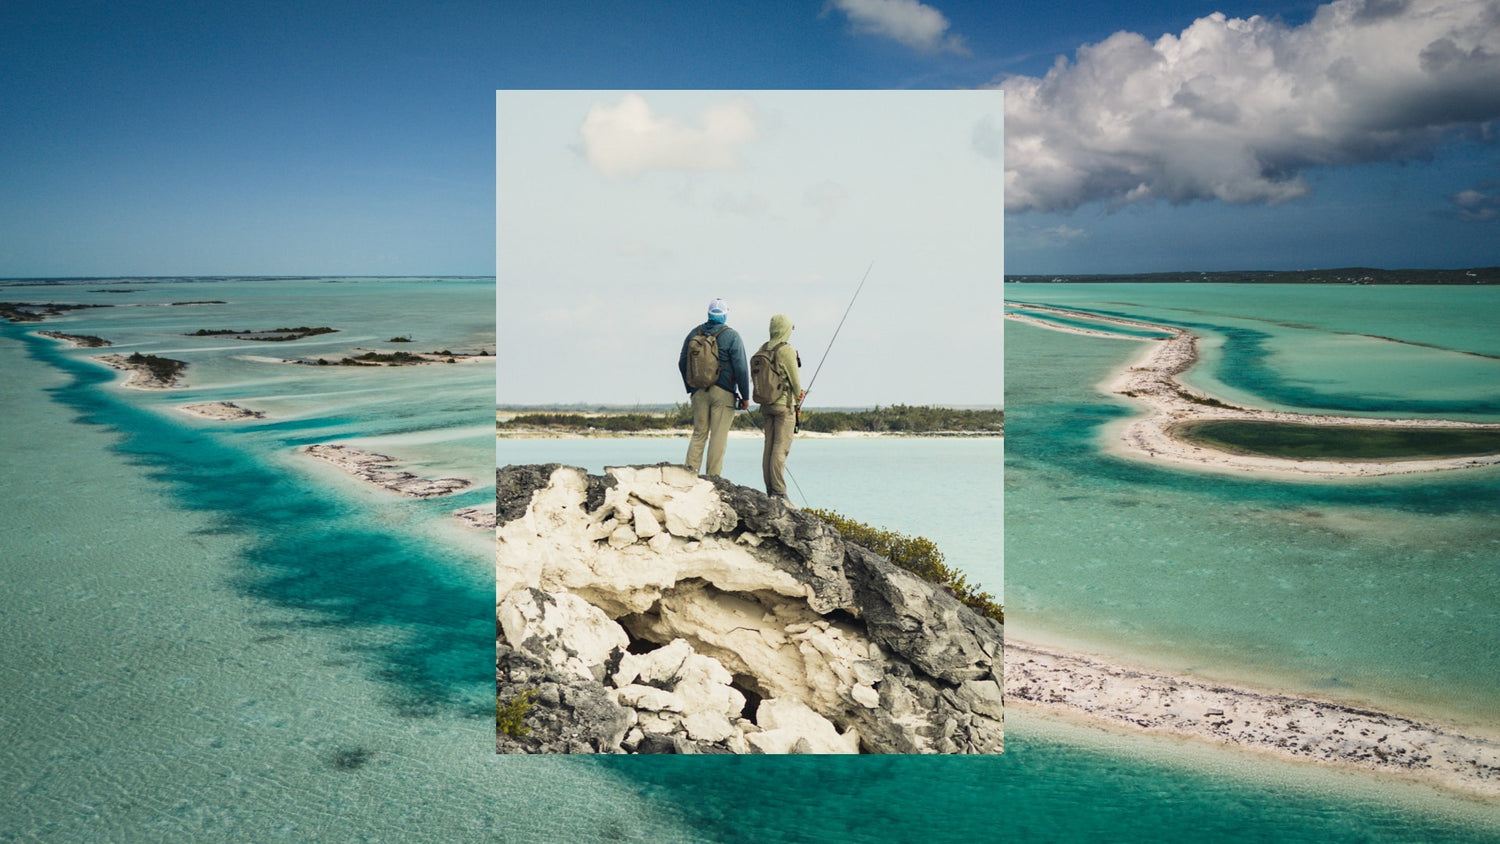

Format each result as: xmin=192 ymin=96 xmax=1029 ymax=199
xmin=752 ymin=314 xmax=803 ymax=502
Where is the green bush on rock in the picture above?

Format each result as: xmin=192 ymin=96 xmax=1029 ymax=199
xmin=805 ymin=508 xmax=1003 ymax=624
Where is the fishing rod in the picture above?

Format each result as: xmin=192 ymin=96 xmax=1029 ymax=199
xmin=798 ymin=260 xmax=873 ymax=434
xmin=804 ymin=260 xmax=874 ymax=396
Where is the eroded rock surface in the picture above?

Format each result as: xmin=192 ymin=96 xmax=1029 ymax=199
xmin=496 ymin=463 xmax=1004 ymax=754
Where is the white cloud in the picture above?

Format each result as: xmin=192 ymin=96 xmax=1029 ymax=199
xmin=1010 ymin=222 xmax=1090 ymax=250
xmin=830 ymin=0 xmax=968 ymax=53
xmin=996 ymin=0 xmax=1500 ymax=213
xmin=579 ymin=94 xmax=760 ymax=180
xmin=1447 ymin=187 xmax=1500 ymax=220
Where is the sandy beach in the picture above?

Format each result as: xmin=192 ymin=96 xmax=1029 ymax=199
xmin=1007 ymin=305 xmax=1500 ymax=478
xmin=1006 ymin=640 xmax=1500 ymax=798
xmin=301 ymin=443 xmax=471 ymax=497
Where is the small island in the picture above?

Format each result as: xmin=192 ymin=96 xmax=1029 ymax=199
xmin=38 ymin=330 xmax=111 ymax=348
xmin=96 ymin=351 xmax=188 ymax=389
xmin=1 ymin=302 xmax=111 ymax=323
xmin=187 ymin=325 xmax=337 ymax=341
xmin=298 ymin=348 xmax=491 ymax=367
xmin=179 ymin=401 xmax=265 ymax=420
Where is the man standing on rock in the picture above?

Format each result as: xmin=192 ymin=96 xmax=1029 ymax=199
xmin=752 ymin=314 xmax=803 ymax=503
xmin=679 ymin=297 xmax=750 ymax=477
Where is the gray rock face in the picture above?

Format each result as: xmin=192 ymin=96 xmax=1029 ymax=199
xmin=496 ymin=463 xmax=1004 ymax=754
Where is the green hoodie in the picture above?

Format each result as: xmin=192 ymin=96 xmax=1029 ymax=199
xmin=758 ymin=314 xmax=801 ymax=411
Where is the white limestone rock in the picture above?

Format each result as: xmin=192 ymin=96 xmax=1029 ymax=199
xmin=749 ymin=699 xmax=860 ymax=754
xmin=497 ymin=587 xmax=629 ymax=684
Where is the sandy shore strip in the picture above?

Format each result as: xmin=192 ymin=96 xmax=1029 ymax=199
xmin=1006 ymin=640 xmax=1500 ymax=797
xmin=37 ymin=330 xmax=111 ymax=348
xmin=178 ymin=401 xmax=265 ymax=421
xmin=93 ymin=353 xmax=185 ymax=389
xmin=1007 ymin=304 xmax=1500 ymax=478
xmin=302 ymin=444 xmax=471 ymax=498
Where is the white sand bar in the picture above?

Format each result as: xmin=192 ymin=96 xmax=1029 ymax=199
xmin=1006 ymin=304 xmax=1500 ymax=478
xmin=179 ymin=401 xmax=265 ymax=420
xmin=1006 ymin=640 xmax=1500 ymax=797
xmin=302 ymin=443 xmax=471 ymax=498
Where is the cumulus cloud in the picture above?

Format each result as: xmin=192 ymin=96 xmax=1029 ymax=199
xmin=830 ymin=0 xmax=968 ymax=53
xmin=997 ymin=0 xmax=1500 ymax=213
xmin=1446 ymin=186 xmax=1500 ymax=220
xmin=579 ymin=94 xmax=760 ymax=180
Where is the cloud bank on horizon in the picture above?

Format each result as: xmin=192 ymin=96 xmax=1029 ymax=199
xmin=993 ymin=0 xmax=1500 ymax=214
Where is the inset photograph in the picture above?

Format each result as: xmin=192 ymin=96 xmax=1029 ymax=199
xmin=496 ymin=90 xmax=1005 ymax=754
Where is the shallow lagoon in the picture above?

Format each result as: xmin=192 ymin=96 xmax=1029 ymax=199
xmin=1006 ymin=284 xmax=1500 ymax=732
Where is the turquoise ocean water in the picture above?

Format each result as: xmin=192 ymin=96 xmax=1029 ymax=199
xmin=3 ymin=279 xmax=1496 ymax=840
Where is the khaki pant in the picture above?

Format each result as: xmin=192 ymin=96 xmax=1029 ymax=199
xmin=761 ymin=404 xmax=795 ymax=496
xmin=685 ymin=385 xmax=736 ymax=476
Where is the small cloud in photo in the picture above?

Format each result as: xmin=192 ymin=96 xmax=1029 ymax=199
xmin=1445 ymin=187 xmax=1500 ymax=221
xmin=579 ymin=94 xmax=760 ymax=180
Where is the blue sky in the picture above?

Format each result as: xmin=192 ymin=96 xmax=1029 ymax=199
xmin=2 ymin=0 xmax=1496 ymax=276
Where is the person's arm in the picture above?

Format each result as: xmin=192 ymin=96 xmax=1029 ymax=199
xmin=779 ymin=344 xmax=802 ymax=407
xmin=678 ymin=330 xmax=693 ymax=393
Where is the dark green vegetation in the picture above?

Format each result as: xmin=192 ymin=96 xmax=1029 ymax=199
xmin=496 ymin=688 xmax=537 ymax=737
xmin=502 ymin=411 xmax=680 ymax=431
xmin=805 ymin=509 xmax=1003 ymax=624
xmin=90 ymin=287 xmax=141 ymax=293
xmin=1007 ymin=267 xmax=1500 ymax=284
xmin=496 ymin=404 xmax=1002 ymax=435
xmin=1173 ymin=420 xmax=1500 ymax=460
xmin=341 ymin=351 xmax=426 ymax=365
xmin=125 ymin=351 xmax=187 ymax=383
xmin=389 ymin=335 xmax=413 ymax=342
xmin=169 ymin=300 xmax=228 ymax=305
xmin=189 ymin=326 xmax=337 ymax=341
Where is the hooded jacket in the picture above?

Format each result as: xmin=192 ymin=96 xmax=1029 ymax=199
xmin=757 ymin=314 xmax=802 ymax=411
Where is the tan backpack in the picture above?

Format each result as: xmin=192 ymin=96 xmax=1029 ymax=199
xmin=750 ymin=341 xmax=788 ymax=405
xmin=685 ymin=324 xmax=728 ymax=390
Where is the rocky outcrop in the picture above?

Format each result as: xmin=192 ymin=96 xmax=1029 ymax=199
xmin=496 ymin=463 xmax=1004 ymax=754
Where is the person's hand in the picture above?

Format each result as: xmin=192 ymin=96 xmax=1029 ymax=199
xmin=798 ymin=390 xmax=806 ymax=402
xmin=739 ymin=398 xmax=749 ymax=411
